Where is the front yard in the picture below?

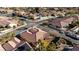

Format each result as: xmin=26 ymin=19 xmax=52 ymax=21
xmin=0 ymin=32 xmax=15 ymax=44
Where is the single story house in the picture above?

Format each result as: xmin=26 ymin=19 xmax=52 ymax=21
xmin=0 ymin=37 xmax=32 ymax=51
xmin=2 ymin=37 xmax=24 ymax=51
xmin=0 ymin=17 xmax=18 ymax=28
xmin=0 ymin=44 xmax=5 ymax=51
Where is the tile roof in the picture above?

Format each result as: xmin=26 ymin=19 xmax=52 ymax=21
xmin=0 ymin=19 xmax=10 ymax=26
xmin=2 ymin=37 xmax=24 ymax=51
xmin=49 ymin=16 xmax=77 ymax=27
xmin=3 ymin=43 xmax=13 ymax=51
xmin=20 ymin=27 xmax=48 ymax=43
xmin=20 ymin=30 xmax=36 ymax=42
xmin=8 ymin=37 xmax=22 ymax=48
xmin=0 ymin=17 xmax=17 ymax=27
xmin=0 ymin=44 xmax=5 ymax=51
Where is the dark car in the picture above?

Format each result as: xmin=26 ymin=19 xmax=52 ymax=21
xmin=65 ymin=32 xmax=79 ymax=40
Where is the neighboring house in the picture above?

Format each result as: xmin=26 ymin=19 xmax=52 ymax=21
xmin=7 ymin=10 xmax=13 ymax=14
xmin=74 ymin=14 xmax=79 ymax=20
xmin=20 ymin=27 xmax=49 ymax=45
xmin=0 ymin=17 xmax=18 ymax=28
xmin=2 ymin=37 xmax=24 ymax=51
xmin=0 ymin=17 xmax=10 ymax=27
xmin=8 ymin=20 xmax=18 ymax=28
xmin=0 ymin=37 xmax=32 ymax=51
xmin=49 ymin=16 xmax=79 ymax=30
xmin=33 ymin=14 xmax=40 ymax=20
xmin=71 ymin=44 xmax=79 ymax=51
xmin=0 ymin=44 xmax=5 ymax=51
xmin=70 ymin=26 xmax=79 ymax=33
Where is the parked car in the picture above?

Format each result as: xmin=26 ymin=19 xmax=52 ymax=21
xmin=65 ymin=32 xmax=79 ymax=40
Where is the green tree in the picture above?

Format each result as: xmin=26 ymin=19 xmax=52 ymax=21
xmin=0 ymin=32 xmax=15 ymax=44
xmin=46 ymin=42 xmax=57 ymax=51
xmin=35 ymin=40 xmax=45 ymax=51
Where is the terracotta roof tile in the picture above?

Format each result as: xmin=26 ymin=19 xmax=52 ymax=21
xmin=2 ymin=43 xmax=13 ymax=51
xmin=0 ymin=44 xmax=5 ymax=51
xmin=21 ymin=31 xmax=36 ymax=42
xmin=20 ymin=28 xmax=48 ymax=43
xmin=2 ymin=37 xmax=23 ymax=51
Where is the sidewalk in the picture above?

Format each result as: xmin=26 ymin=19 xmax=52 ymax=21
xmin=0 ymin=23 xmax=27 ymax=37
